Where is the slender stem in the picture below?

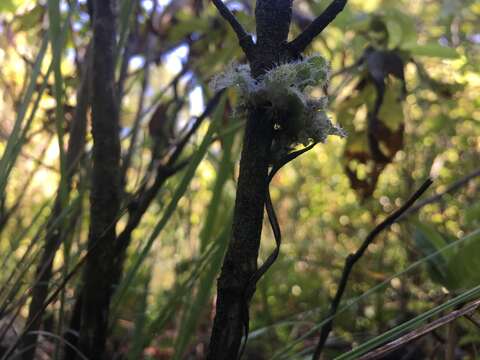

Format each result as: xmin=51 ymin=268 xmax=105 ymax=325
xmin=312 ymin=178 xmax=433 ymax=359
xmin=289 ymin=0 xmax=348 ymax=54
xmin=114 ymin=92 xmax=224 ymax=264
xmin=400 ymin=167 xmax=480 ymax=219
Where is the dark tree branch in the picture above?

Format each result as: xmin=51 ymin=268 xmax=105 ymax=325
xmin=211 ymin=0 xmax=254 ymax=56
xmin=64 ymin=92 xmax=223 ymax=359
xmin=106 ymin=93 xmax=224 ymax=325
xmin=208 ymin=106 xmax=274 ymax=360
xmin=208 ymin=1 xmax=326 ymax=358
xmin=114 ymin=91 xmax=224 ymax=259
xmin=312 ymin=178 xmax=433 ymax=360
xmin=400 ymin=167 xmax=480 ymax=219
xmin=211 ymin=0 xmax=248 ymax=39
xmin=289 ymin=0 xmax=347 ymax=54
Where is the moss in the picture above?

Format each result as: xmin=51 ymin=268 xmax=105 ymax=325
xmin=210 ymin=55 xmax=346 ymax=157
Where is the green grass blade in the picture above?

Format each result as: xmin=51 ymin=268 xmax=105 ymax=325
xmin=198 ymin=129 xmax=235 ymax=252
xmin=271 ymin=228 xmax=480 ymax=359
xmin=127 ymin=266 xmax=152 ymax=360
xmin=116 ymin=0 xmax=136 ymax=67
xmin=335 ymin=284 xmax=480 ymax=359
xmin=112 ymin=93 xmax=227 ymax=312
xmin=0 ymin=196 xmax=81 ymax=316
xmin=47 ymin=0 xmax=68 ymax=203
xmin=0 ymin=199 xmax=51 ymax=301
xmin=0 ymin=33 xmax=49 ymax=197
xmin=173 ymin=128 xmax=235 ymax=358
xmin=142 ymin=242 xmax=220 ymax=346
xmin=174 ymin=219 xmax=232 ymax=358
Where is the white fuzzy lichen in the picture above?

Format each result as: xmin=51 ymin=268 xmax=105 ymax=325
xmin=210 ymin=55 xmax=346 ymax=154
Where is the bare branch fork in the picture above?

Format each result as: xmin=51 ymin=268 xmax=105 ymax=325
xmin=312 ymin=178 xmax=433 ymax=360
xmin=212 ymin=0 xmax=348 ymax=58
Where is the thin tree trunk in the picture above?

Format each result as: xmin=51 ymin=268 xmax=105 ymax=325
xmin=208 ymin=1 xmax=295 ymax=358
xmin=78 ymin=1 xmax=121 ymax=358
xmin=208 ymin=107 xmax=274 ymax=358
xmin=208 ymin=0 xmax=347 ymax=356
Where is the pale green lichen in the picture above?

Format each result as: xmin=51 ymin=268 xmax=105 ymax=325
xmin=210 ymin=55 xmax=346 ymax=155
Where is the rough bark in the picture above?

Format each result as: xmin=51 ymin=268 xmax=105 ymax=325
xmin=78 ymin=1 xmax=121 ymax=358
xmin=207 ymin=1 xmax=295 ymax=358
xmin=208 ymin=0 xmax=349 ymax=357
xmin=208 ymin=108 xmax=274 ymax=359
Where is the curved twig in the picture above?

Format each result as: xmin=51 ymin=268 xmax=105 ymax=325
xmin=312 ymin=178 xmax=433 ymax=360
xmin=252 ymin=143 xmax=317 ymax=288
xmin=239 ymin=143 xmax=317 ymax=358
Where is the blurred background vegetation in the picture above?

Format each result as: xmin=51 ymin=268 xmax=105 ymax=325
xmin=0 ymin=0 xmax=479 ymax=358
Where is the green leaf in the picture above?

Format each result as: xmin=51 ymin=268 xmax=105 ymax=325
xmin=377 ymin=82 xmax=404 ymax=130
xmin=406 ymin=43 xmax=459 ymax=59
xmin=414 ymin=222 xmax=451 ymax=287
xmin=384 ymin=8 xmax=417 ymax=49
xmin=414 ymin=223 xmax=480 ymax=291
xmin=447 ymin=231 xmax=480 ymax=290
xmin=385 ymin=18 xmax=403 ymax=49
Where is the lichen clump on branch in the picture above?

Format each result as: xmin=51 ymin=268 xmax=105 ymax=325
xmin=210 ymin=55 xmax=346 ymax=154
